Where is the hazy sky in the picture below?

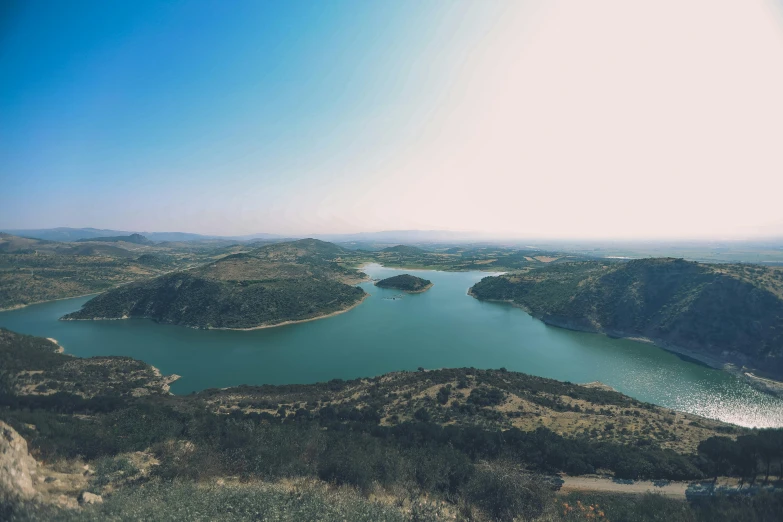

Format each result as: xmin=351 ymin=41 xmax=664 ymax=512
xmin=2 ymin=0 xmax=783 ymax=238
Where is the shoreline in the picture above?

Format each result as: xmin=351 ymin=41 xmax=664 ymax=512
xmin=45 ymin=335 xmax=180 ymax=395
xmin=359 ymin=261 xmax=504 ymax=276
xmin=149 ymin=365 xmax=181 ymax=394
xmin=0 ymin=267 xmax=192 ymax=313
xmin=405 ymin=282 xmax=434 ymax=294
xmin=209 ymin=292 xmax=370 ymax=331
xmin=46 ymin=337 xmax=65 ymax=354
xmin=467 ymin=292 xmax=783 ymax=395
xmin=0 ymin=292 xmax=100 ymax=313
xmin=62 ymin=292 xmax=371 ymax=332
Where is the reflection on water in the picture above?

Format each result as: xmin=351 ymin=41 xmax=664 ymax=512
xmin=0 ymin=263 xmax=781 ymax=428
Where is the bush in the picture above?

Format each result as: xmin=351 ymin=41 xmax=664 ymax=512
xmin=467 ymin=387 xmax=506 ymax=406
xmin=464 ymin=463 xmax=552 ymax=522
xmin=12 ymin=479 xmax=441 ymax=522
xmin=436 ymin=385 xmax=451 ymax=405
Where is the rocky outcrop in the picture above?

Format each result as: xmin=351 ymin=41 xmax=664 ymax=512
xmin=0 ymin=421 xmax=90 ymax=508
xmin=79 ymin=491 xmax=103 ymax=504
xmin=0 ymin=421 xmax=37 ymax=500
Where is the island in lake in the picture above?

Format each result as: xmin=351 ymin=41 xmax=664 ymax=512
xmin=375 ymin=273 xmax=433 ymax=293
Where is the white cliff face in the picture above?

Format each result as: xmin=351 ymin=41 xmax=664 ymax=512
xmin=0 ymin=420 xmax=37 ymax=500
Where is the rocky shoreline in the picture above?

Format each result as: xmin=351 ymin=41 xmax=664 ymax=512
xmin=467 ymin=292 xmax=783 ymax=398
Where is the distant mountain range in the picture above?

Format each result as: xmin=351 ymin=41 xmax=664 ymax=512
xmin=5 ymin=228 xmax=783 ymax=264
xmin=0 ymin=227 xmax=482 ymax=245
xmin=380 ymin=245 xmax=427 ymax=255
xmin=1 ymin=228 xmax=208 ymax=242
xmin=312 ymin=230 xmax=489 ymax=244
xmin=76 ymin=233 xmax=153 ymax=245
xmin=0 ymin=227 xmax=286 ymax=243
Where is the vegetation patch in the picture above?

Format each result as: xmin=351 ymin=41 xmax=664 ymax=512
xmin=1 ymin=329 xmax=782 ymax=521
xmin=375 ymin=274 xmax=433 ymax=293
xmin=61 ymin=239 xmax=368 ymax=329
xmin=470 ymin=258 xmax=783 ymax=380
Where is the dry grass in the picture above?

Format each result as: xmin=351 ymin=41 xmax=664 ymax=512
xmin=534 ymin=256 xmax=561 ymax=263
xmin=204 ymin=371 xmax=734 ymax=455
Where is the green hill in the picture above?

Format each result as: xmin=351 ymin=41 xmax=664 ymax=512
xmin=0 ymin=234 xmax=168 ymax=310
xmin=0 ymin=233 xmax=56 ymax=254
xmin=256 ymin=237 xmax=347 ymax=258
xmin=469 ymin=258 xmax=783 ymax=379
xmin=375 ymin=273 xmax=433 ymax=292
xmin=57 ymin=243 xmax=137 ymax=258
xmin=381 ymin=244 xmax=427 ymax=255
xmin=76 ymin=233 xmax=153 ymax=245
xmin=61 ymin=240 xmax=367 ymax=329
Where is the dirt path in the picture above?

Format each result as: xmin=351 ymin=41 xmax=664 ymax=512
xmin=560 ymin=476 xmax=689 ymax=497
xmin=561 ymin=476 xmax=783 ymax=499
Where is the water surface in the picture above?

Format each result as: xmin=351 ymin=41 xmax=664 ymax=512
xmin=1 ymin=264 xmax=781 ymax=428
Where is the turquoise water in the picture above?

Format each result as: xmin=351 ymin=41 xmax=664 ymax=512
xmin=1 ymin=263 xmax=781 ymax=428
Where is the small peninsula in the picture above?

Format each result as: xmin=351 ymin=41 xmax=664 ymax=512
xmin=469 ymin=258 xmax=783 ymax=382
xmin=375 ymin=274 xmax=433 ymax=293
xmin=61 ymin=239 xmax=368 ymax=330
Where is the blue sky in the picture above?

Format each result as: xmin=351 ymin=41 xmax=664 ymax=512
xmin=3 ymin=1 xmax=783 ymax=238
xmin=2 ymin=1 xmax=489 ymax=232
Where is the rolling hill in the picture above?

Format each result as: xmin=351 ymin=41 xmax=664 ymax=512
xmin=375 ymin=274 xmax=433 ymax=292
xmin=469 ymin=258 xmax=783 ymax=380
xmin=0 ymin=228 xmax=131 ymax=242
xmin=0 ymin=234 xmax=170 ymax=310
xmin=381 ymin=244 xmax=427 ymax=255
xmin=0 ymin=233 xmax=58 ymax=254
xmin=76 ymin=233 xmax=153 ymax=245
xmin=62 ymin=239 xmax=368 ymax=329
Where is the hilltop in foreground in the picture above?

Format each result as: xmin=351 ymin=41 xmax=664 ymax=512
xmin=61 ymin=239 xmax=367 ymax=329
xmin=2 ymin=328 xmax=782 ymax=521
xmin=470 ymin=258 xmax=783 ymax=382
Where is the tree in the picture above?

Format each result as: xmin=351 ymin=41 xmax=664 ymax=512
xmin=736 ymin=435 xmax=761 ymax=488
xmin=697 ymin=436 xmax=737 ymax=483
xmin=437 ymin=385 xmax=451 ymax=405
xmin=756 ymin=431 xmax=777 ymax=484
xmin=756 ymin=429 xmax=783 ymax=483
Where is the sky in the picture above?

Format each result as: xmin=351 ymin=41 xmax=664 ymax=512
xmin=2 ymin=0 xmax=783 ymax=239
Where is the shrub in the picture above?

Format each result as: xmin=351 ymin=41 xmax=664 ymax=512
xmin=464 ymin=463 xmax=552 ymax=522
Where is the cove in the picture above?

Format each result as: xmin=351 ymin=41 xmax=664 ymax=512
xmin=1 ymin=263 xmax=781 ymax=428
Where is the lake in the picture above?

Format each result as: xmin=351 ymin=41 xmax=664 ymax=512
xmin=1 ymin=263 xmax=781 ymax=428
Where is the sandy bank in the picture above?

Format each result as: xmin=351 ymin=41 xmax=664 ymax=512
xmin=60 ymin=293 xmax=370 ymax=331
xmin=46 ymin=338 xmax=65 ymax=354
xmin=210 ymin=292 xmax=370 ymax=331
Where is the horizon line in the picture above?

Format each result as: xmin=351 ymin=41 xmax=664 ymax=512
xmin=2 ymin=226 xmax=783 ymax=244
